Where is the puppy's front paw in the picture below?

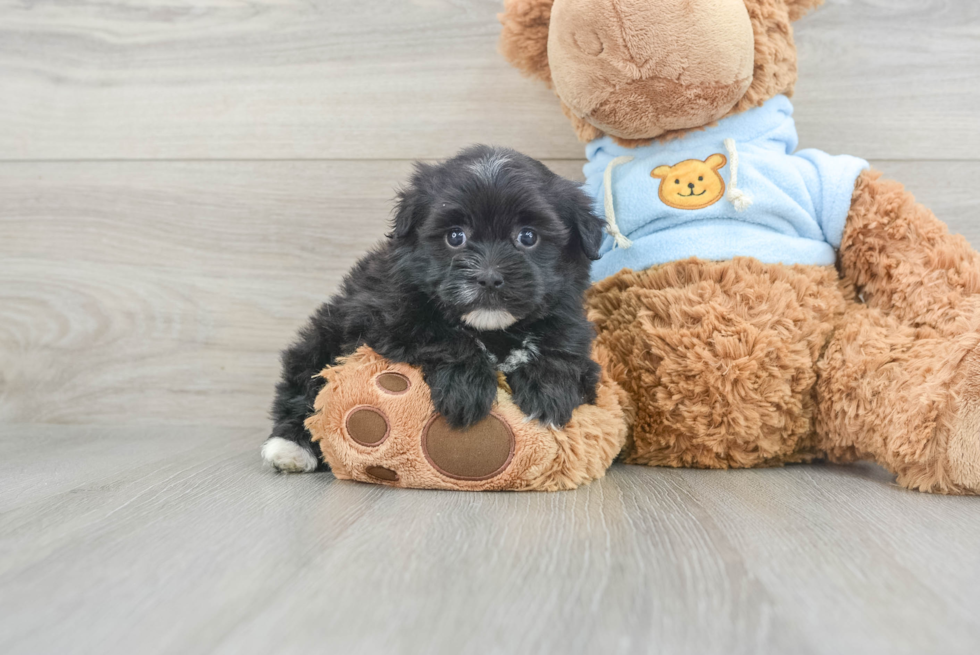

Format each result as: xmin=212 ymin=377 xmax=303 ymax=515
xmin=509 ymin=364 xmax=590 ymax=429
xmin=512 ymin=386 xmax=577 ymax=428
xmin=261 ymin=437 xmax=318 ymax=473
xmin=426 ymin=363 xmax=498 ymax=429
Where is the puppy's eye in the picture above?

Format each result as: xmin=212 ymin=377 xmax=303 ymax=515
xmin=517 ymin=228 xmax=538 ymax=248
xmin=446 ymin=228 xmax=466 ymax=248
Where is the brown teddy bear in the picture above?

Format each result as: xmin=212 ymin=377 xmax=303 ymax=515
xmin=307 ymin=0 xmax=980 ymax=494
xmin=499 ymin=0 xmax=980 ymax=494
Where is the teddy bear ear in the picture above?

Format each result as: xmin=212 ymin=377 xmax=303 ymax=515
xmin=784 ymin=0 xmax=824 ymax=22
xmin=498 ymin=0 xmax=556 ymax=85
xmin=651 ymin=166 xmax=671 ymax=179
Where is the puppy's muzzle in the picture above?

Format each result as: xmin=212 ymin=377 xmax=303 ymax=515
xmin=475 ymin=267 xmax=504 ymax=289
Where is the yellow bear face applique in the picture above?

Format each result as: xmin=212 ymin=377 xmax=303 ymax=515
xmin=651 ymin=154 xmax=728 ymax=210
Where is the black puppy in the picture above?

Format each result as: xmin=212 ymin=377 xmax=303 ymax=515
xmin=262 ymin=145 xmax=604 ymax=472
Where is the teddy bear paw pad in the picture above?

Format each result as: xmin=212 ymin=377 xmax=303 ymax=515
xmin=422 ymin=412 xmax=515 ymax=481
xmin=375 ymin=372 xmax=411 ymax=394
xmin=365 ymin=465 xmax=399 ymax=482
xmin=345 ymin=406 xmax=390 ymax=446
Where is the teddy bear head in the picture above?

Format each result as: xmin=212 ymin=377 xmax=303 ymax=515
xmin=499 ymin=0 xmax=823 ymax=146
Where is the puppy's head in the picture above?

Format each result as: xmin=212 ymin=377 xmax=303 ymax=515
xmin=389 ymin=145 xmax=603 ymax=331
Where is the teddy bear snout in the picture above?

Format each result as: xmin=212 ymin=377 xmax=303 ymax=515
xmin=547 ymin=0 xmax=756 ymax=140
xmin=585 ymin=75 xmax=750 ymax=139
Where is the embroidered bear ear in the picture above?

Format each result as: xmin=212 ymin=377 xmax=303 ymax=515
xmin=706 ymin=154 xmax=728 ymax=170
xmin=651 ymin=165 xmax=672 ymax=179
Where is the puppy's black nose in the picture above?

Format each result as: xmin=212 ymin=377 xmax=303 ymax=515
xmin=688 ymin=182 xmax=695 ymax=189
xmin=476 ymin=270 xmax=504 ymax=289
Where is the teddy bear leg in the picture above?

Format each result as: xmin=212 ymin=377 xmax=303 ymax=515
xmin=586 ymin=259 xmax=849 ymax=469
xmin=817 ymin=303 xmax=980 ymax=494
xmin=839 ymin=169 xmax=980 ymax=336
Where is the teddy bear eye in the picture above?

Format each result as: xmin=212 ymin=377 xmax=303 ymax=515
xmin=698 ymin=176 xmax=703 ymax=181
xmin=675 ymin=179 xmax=680 ymax=185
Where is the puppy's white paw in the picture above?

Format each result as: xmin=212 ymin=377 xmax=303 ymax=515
xmin=261 ymin=437 xmax=317 ymax=473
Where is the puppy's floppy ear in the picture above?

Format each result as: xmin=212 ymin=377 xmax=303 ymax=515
xmin=553 ymin=178 xmax=604 ymax=260
xmin=389 ymin=163 xmax=434 ymax=239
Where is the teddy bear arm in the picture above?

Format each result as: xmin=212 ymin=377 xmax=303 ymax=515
xmin=839 ymin=169 xmax=980 ymax=335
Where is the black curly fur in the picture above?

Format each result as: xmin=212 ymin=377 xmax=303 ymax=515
xmin=266 ymin=145 xmax=603 ymax=470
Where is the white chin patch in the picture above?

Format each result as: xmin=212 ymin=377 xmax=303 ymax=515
xmin=261 ymin=437 xmax=317 ymax=473
xmin=461 ymin=309 xmax=518 ymax=331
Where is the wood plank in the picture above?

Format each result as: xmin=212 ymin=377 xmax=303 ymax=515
xmin=0 ymin=425 xmax=977 ymax=655
xmin=0 ymin=0 xmax=576 ymax=160
xmin=0 ymin=1 xmax=978 ymax=160
xmin=1 ymin=159 xmax=976 ymax=429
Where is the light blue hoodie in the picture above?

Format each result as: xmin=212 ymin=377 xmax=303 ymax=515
xmin=584 ymin=95 xmax=869 ymax=282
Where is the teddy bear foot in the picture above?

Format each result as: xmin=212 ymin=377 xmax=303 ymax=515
xmin=894 ymin=341 xmax=980 ymax=495
xmin=304 ymin=346 xmax=630 ymax=491
xmin=342 ymin=402 xmax=517 ymax=484
xmin=940 ymin=345 xmax=980 ymax=494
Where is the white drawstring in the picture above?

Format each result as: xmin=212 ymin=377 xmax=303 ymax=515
xmin=724 ymin=138 xmax=753 ymax=212
xmin=603 ymin=155 xmax=634 ymax=249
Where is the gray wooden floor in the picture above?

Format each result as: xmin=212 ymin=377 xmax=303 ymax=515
xmin=2 ymin=1 xmax=979 ymax=654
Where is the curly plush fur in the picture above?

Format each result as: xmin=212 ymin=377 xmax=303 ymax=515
xmin=586 ymin=257 xmax=851 ymax=469
xmin=818 ymin=170 xmax=980 ymax=494
xmin=816 ymin=304 xmax=980 ymax=495
xmin=840 ymin=170 xmax=980 ymax=335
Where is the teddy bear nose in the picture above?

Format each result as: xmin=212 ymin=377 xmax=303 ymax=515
xmin=688 ymin=182 xmax=696 ymax=189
